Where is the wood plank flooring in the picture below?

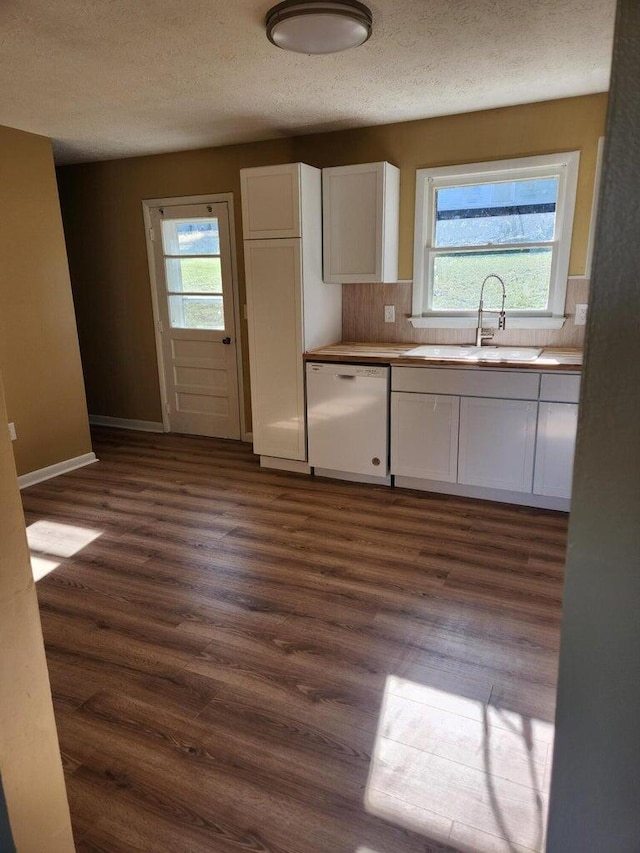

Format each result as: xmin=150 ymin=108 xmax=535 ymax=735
xmin=23 ymin=428 xmax=567 ymax=853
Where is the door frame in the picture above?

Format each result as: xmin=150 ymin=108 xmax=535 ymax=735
xmin=142 ymin=193 xmax=247 ymax=440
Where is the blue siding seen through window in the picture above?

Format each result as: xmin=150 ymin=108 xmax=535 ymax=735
xmin=175 ymin=221 xmax=220 ymax=255
xmin=435 ymin=178 xmax=558 ymax=247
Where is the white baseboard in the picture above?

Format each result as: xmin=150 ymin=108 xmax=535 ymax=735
xmin=18 ymin=452 xmax=98 ymax=489
xmin=313 ymin=467 xmax=391 ymax=486
xmin=89 ymin=415 xmax=164 ymax=433
xmin=393 ymin=475 xmax=570 ymax=512
xmin=260 ymin=455 xmax=311 ymax=474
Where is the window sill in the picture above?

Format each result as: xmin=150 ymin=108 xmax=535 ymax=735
xmin=409 ymin=315 xmax=567 ymax=330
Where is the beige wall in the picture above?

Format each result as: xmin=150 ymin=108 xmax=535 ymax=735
xmin=58 ymin=138 xmax=296 ymax=429
xmin=58 ymin=94 xmax=607 ymax=429
xmin=293 ymin=94 xmax=606 ymax=281
xmin=0 ymin=125 xmax=92 ymax=476
xmin=0 ymin=372 xmax=74 ymax=852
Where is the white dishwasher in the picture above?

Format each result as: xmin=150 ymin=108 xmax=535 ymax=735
xmin=306 ymin=362 xmax=390 ymax=483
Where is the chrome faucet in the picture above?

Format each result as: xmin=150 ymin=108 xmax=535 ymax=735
xmin=476 ymin=274 xmax=507 ymax=347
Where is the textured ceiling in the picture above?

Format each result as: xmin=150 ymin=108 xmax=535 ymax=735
xmin=0 ymin=0 xmax=615 ymax=164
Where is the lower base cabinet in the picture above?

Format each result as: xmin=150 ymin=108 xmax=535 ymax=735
xmin=390 ymin=392 xmax=459 ymax=482
xmin=534 ymin=402 xmax=579 ymax=498
xmin=458 ymin=397 xmax=538 ymax=493
xmin=388 ymin=366 xmax=580 ymax=509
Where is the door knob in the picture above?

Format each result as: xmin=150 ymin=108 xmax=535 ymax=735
xmin=222 ymin=337 xmax=232 ymax=345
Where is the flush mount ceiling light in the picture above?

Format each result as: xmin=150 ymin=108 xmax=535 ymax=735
xmin=265 ymin=0 xmax=373 ymax=55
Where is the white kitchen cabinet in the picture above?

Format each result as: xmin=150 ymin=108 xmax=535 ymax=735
xmin=458 ymin=397 xmax=538 ymax=493
xmin=240 ymin=163 xmax=303 ymax=239
xmin=392 ymin=366 xmax=539 ymax=399
xmin=391 ymin=392 xmax=459 ymax=482
xmin=534 ymin=402 xmax=579 ymax=498
xmin=241 ymin=163 xmax=342 ymax=466
xmin=389 ymin=364 xmax=579 ymax=508
xmin=244 ymin=239 xmax=305 ymax=460
xmin=540 ymin=373 xmax=581 ymax=404
xmin=322 ymin=162 xmax=400 ymax=283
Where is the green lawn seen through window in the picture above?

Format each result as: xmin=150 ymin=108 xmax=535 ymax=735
xmin=432 ymin=249 xmax=552 ymax=311
xmin=166 ymin=257 xmax=223 ymax=294
xmin=166 ymin=257 xmax=225 ymax=330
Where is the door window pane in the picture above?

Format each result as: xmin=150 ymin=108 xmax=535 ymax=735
xmin=165 ymin=257 xmax=222 ymax=293
xmin=432 ymin=248 xmax=553 ymax=311
xmin=434 ymin=178 xmax=558 ymax=247
xmin=168 ymin=295 xmax=225 ymax=329
xmin=161 ymin=219 xmax=220 ymax=255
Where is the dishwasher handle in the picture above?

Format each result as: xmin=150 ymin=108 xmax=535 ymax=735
xmin=335 ymin=374 xmax=356 ymax=380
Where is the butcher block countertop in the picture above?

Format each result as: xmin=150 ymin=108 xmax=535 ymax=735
xmin=304 ymin=343 xmax=583 ymax=371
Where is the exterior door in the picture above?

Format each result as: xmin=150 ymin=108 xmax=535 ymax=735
xmin=148 ymin=201 xmax=241 ymax=439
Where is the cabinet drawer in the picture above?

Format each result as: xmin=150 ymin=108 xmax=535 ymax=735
xmin=391 ymin=366 xmax=540 ymax=400
xmin=540 ymin=373 xmax=581 ymax=403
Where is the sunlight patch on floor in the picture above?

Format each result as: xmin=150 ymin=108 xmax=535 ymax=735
xmin=30 ymin=554 xmax=62 ymax=582
xmin=27 ymin=520 xmax=103 ymax=581
xmin=365 ymin=675 xmax=554 ymax=853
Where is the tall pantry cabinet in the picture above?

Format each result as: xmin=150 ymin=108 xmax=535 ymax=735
xmin=240 ymin=163 xmax=342 ymax=468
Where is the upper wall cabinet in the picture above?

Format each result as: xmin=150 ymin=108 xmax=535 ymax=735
xmin=241 ymin=163 xmax=303 ymax=239
xmin=322 ymin=162 xmax=400 ymax=283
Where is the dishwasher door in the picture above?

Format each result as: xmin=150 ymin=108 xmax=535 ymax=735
xmin=306 ymin=362 xmax=390 ymax=477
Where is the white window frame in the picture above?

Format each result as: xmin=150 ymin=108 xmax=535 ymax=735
xmin=410 ymin=151 xmax=580 ymax=329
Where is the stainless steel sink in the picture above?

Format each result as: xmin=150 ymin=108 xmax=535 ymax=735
xmin=405 ymin=345 xmax=542 ymax=362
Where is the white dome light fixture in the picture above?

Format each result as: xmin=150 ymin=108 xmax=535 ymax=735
xmin=265 ymin=1 xmax=373 ymax=55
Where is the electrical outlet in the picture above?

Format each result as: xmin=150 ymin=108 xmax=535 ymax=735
xmin=575 ymin=303 xmax=588 ymax=326
xmin=8 ymin=422 xmax=16 ymax=441
xmin=384 ymin=305 xmax=395 ymax=323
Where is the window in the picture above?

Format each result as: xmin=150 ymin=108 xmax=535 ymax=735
xmin=161 ymin=217 xmax=225 ymax=330
xmin=411 ymin=152 xmax=580 ymax=328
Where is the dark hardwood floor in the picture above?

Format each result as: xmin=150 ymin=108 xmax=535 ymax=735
xmin=23 ymin=428 xmax=567 ymax=852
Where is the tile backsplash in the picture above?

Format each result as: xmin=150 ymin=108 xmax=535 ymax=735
xmin=343 ymin=278 xmax=588 ymax=349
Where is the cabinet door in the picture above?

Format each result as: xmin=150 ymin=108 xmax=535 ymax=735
xmin=240 ymin=164 xmax=301 ymax=239
xmin=534 ymin=402 xmax=578 ymax=498
xmin=458 ymin=398 xmax=538 ymax=493
xmin=244 ymin=239 xmax=305 ymax=460
xmin=322 ymin=162 xmax=399 ymax=283
xmin=391 ymin=392 xmax=459 ymax=482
